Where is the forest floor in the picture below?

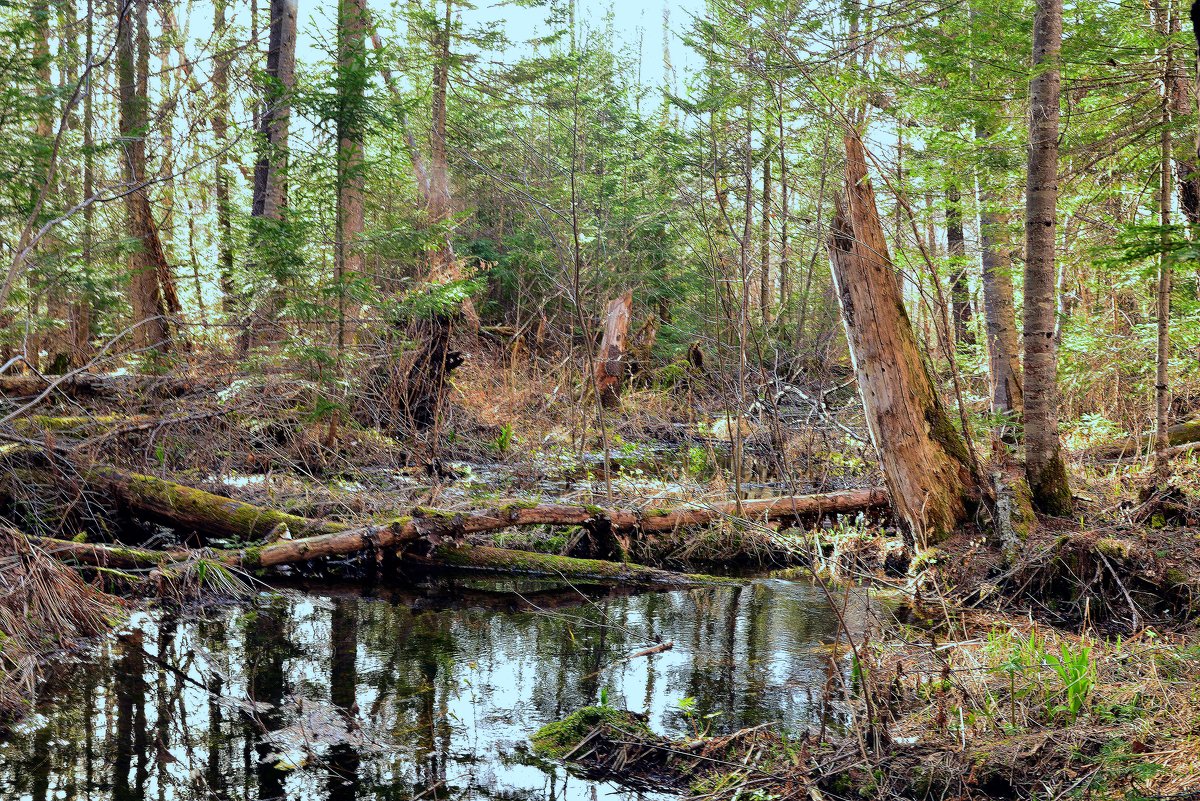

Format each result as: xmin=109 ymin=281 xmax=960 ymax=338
xmin=1 ymin=339 xmax=1199 ymax=799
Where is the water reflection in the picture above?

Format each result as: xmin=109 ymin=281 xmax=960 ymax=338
xmin=0 ymin=576 xmax=876 ymax=801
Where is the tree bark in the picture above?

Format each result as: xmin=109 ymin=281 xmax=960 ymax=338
xmin=760 ymin=155 xmax=772 ymax=323
xmin=1023 ymin=0 xmax=1073 ymax=514
xmin=117 ymin=0 xmax=173 ymax=356
xmin=828 ymin=134 xmax=980 ymax=545
xmin=596 ymin=292 xmax=633 ymax=409
xmin=975 ymin=125 xmax=1024 ymax=421
xmin=336 ymin=0 xmax=368 ymax=350
xmin=946 ymin=179 xmax=974 ymax=347
xmin=252 ymin=0 xmax=297 ymax=220
xmin=1156 ymin=3 xmax=1175 ymax=479
xmin=241 ymin=0 xmax=297 ymax=352
xmin=213 ymin=0 xmax=236 ymax=315
xmin=1089 ymin=417 xmax=1200 ymax=460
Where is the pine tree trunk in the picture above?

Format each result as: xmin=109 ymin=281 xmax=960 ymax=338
xmin=760 ymin=147 xmax=772 ymax=323
xmin=1156 ymin=3 xmax=1174 ymax=479
xmin=1023 ymin=0 xmax=1072 ymax=514
xmin=241 ymin=0 xmax=297 ymax=352
xmin=336 ymin=0 xmax=368 ymax=349
xmin=829 ymin=134 xmax=980 ymax=545
xmin=252 ymin=0 xmax=297 ymax=221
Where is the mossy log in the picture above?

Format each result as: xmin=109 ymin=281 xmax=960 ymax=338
xmin=67 ymin=459 xmax=888 ymax=544
xmin=1087 ymin=418 xmax=1200 ymax=461
xmin=32 ymin=524 xmax=720 ymax=586
xmin=11 ymin=415 xmax=157 ymax=435
xmin=84 ymin=466 xmax=346 ymax=541
xmin=0 ymin=373 xmax=219 ymax=399
xmin=30 ymin=519 xmax=417 ymax=570
xmin=409 ymin=543 xmax=731 ymax=585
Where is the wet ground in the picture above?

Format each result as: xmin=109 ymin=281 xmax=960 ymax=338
xmin=0 ymin=574 xmax=886 ymax=801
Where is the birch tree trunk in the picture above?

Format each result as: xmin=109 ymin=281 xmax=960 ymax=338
xmin=829 ymin=134 xmax=980 ymax=545
xmin=1023 ymin=0 xmax=1072 ymax=514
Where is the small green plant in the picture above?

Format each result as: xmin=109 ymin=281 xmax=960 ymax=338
xmin=676 ymin=696 xmax=721 ymax=738
xmin=1046 ymin=641 xmax=1094 ymax=721
xmin=492 ymin=422 xmax=515 ymax=455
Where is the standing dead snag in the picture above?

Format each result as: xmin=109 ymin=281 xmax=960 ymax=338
xmin=828 ymin=134 xmax=981 ymax=546
xmin=596 ymin=292 xmax=633 ymax=408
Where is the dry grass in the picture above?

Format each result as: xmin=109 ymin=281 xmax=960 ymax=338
xmin=0 ymin=525 xmax=121 ymax=721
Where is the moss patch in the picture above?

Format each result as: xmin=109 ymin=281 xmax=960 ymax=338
xmin=531 ymin=706 xmax=652 ymax=758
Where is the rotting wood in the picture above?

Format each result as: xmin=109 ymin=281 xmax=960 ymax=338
xmin=596 ymin=292 xmax=633 ymax=408
xmin=828 ymin=134 xmax=981 ymax=545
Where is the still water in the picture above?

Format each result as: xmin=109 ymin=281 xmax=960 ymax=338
xmin=0 ymin=575 xmax=878 ymax=801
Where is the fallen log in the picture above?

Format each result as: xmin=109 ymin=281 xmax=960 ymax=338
xmin=59 ymin=457 xmax=889 ymax=542
xmin=0 ymin=373 xmax=219 ymax=399
xmin=32 ymin=523 xmax=722 ymax=586
xmin=1087 ymin=418 xmax=1200 ymax=461
xmin=84 ymin=466 xmax=346 ymax=541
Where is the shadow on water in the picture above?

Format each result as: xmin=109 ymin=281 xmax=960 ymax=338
xmin=0 ymin=575 xmax=882 ymax=801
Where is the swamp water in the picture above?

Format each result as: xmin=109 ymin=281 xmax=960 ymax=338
xmin=0 ymin=575 xmax=880 ymax=801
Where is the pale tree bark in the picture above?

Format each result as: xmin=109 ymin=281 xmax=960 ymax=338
xmin=829 ymin=134 xmax=981 ymax=545
xmin=976 ymin=125 xmax=1024 ymax=420
xmin=117 ymin=0 xmax=171 ymax=355
xmin=33 ymin=5 xmax=57 ymax=370
xmin=1023 ymin=0 xmax=1072 ymax=514
xmin=776 ymin=80 xmax=791 ymax=316
xmin=979 ymin=204 xmax=1024 ymax=419
xmin=213 ymin=0 xmax=236 ymax=314
xmin=336 ymin=0 xmax=368 ymax=351
xmin=73 ymin=0 xmax=95 ymax=367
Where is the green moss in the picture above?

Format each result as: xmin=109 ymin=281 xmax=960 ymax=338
xmin=530 ymin=706 xmax=652 ymax=758
xmin=909 ymin=548 xmax=941 ymax=573
xmin=1164 ymin=566 xmax=1189 ymax=588
xmin=499 ymin=499 xmax=539 ymax=513
xmin=582 ymin=504 xmax=607 ymax=517
xmin=1096 ymin=538 xmax=1133 ymax=561
xmin=1029 ymin=458 xmax=1073 ymax=516
xmin=924 ymin=403 xmax=971 ymax=466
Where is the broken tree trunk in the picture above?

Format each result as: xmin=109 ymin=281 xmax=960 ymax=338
xmin=1087 ymin=417 xmax=1200 ymax=461
xmin=828 ymin=134 xmax=981 ymax=546
xmin=596 ymin=292 xmax=633 ymax=409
